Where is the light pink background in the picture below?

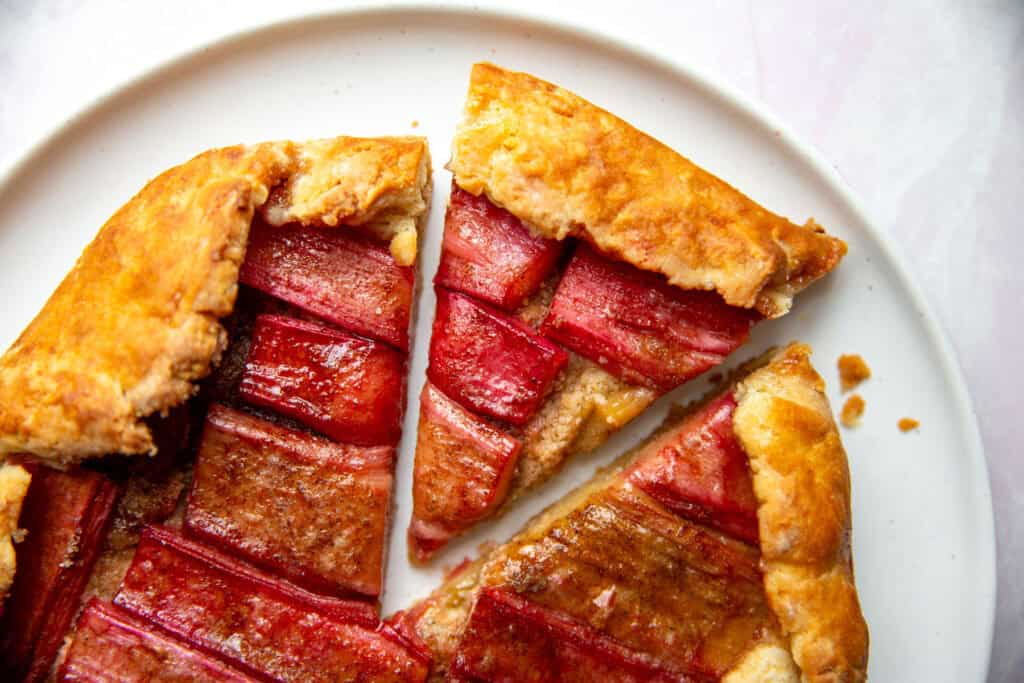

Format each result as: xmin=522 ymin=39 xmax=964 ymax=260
xmin=1 ymin=2 xmax=1020 ymax=680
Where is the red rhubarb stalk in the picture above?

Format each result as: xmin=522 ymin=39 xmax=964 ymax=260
xmin=114 ymin=526 xmax=429 ymax=683
xmin=409 ymin=384 xmax=522 ymax=561
xmin=239 ymin=314 xmax=405 ymax=446
xmin=542 ymin=245 xmax=757 ymax=391
xmin=436 ymin=184 xmax=562 ymax=310
xmin=240 ymin=219 xmax=414 ymax=350
xmin=185 ymin=404 xmax=393 ymax=598
xmin=0 ymin=466 xmax=120 ymax=683
xmin=428 ymin=290 xmax=568 ymax=425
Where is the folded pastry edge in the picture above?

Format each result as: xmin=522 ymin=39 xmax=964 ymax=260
xmin=0 ymin=136 xmax=431 ymax=464
xmin=449 ymin=62 xmax=846 ymax=319
xmin=734 ymin=343 xmax=869 ymax=683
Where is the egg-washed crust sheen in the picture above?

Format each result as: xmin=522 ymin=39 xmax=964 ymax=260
xmin=411 ymin=343 xmax=867 ymax=683
xmin=733 ymin=344 xmax=868 ymax=682
xmin=0 ymin=137 xmax=430 ymax=464
xmin=0 ymin=463 xmax=31 ymax=603
xmin=450 ymin=63 xmax=846 ymax=318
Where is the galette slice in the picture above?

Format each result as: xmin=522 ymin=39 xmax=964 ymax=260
xmin=0 ymin=135 xmax=431 ymax=681
xmin=409 ymin=63 xmax=847 ymax=560
xmin=398 ymin=344 xmax=869 ymax=682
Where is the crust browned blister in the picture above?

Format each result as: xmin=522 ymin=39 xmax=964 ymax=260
xmin=412 ymin=343 xmax=868 ymax=683
xmin=450 ymin=63 xmax=846 ymax=318
xmin=0 ymin=137 xmax=430 ymax=464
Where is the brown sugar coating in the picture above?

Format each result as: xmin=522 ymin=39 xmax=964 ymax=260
xmin=837 ymin=354 xmax=871 ymax=392
xmin=840 ymin=394 xmax=866 ymax=428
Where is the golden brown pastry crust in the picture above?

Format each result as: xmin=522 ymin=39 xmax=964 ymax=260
xmin=0 ymin=137 xmax=430 ymax=464
xmin=734 ymin=344 xmax=869 ymax=682
xmin=450 ymin=63 xmax=846 ymax=318
xmin=412 ymin=343 xmax=868 ymax=682
xmin=0 ymin=462 xmax=31 ymax=602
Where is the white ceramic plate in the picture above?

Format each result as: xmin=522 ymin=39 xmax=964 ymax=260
xmin=0 ymin=6 xmax=995 ymax=681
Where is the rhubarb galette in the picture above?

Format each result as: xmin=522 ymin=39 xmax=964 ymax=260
xmin=399 ymin=344 xmax=869 ymax=682
xmin=409 ymin=63 xmax=847 ymax=559
xmin=0 ymin=136 xmax=433 ymax=681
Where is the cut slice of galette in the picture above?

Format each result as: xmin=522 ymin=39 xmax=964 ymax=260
xmin=0 ymin=136 xmax=433 ymax=681
xmin=409 ymin=63 xmax=847 ymax=559
xmin=397 ymin=344 xmax=869 ymax=682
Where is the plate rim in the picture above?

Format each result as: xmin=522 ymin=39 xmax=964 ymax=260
xmin=0 ymin=3 xmax=996 ymax=678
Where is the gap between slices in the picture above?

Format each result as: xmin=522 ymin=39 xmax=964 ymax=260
xmin=402 ymin=344 xmax=868 ymax=682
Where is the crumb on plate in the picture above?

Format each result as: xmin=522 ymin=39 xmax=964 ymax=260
xmin=411 ymin=120 xmax=419 ymax=128
xmin=841 ymin=394 xmax=865 ymax=428
xmin=898 ymin=417 xmax=920 ymax=432
xmin=838 ymin=354 xmax=871 ymax=392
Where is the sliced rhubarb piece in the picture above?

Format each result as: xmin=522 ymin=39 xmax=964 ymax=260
xmin=479 ymin=488 xmax=768 ymax=678
xmin=114 ymin=526 xmax=428 ymax=683
xmin=409 ymin=384 xmax=522 ymax=561
xmin=627 ymin=393 xmax=759 ymax=544
xmin=185 ymin=404 xmax=393 ymax=598
xmin=435 ymin=184 xmax=563 ymax=310
xmin=428 ymin=290 xmax=568 ymax=425
xmin=541 ymin=245 xmax=758 ymax=390
xmin=60 ymin=599 xmax=256 ymax=683
xmin=240 ymin=219 xmax=414 ymax=350
xmin=0 ymin=467 xmax=120 ymax=682
xmin=239 ymin=314 xmax=405 ymax=446
xmin=450 ymin=588 xmax=701 ymax=683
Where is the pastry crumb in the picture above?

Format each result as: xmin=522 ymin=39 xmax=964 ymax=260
xmin=898 ymin=418 xmax=920 ymax=432
xmin=838 ymin=354 xmax=871 ymax=392
xmin=840 ymin=394 xmax=865 ymax=428
xmin=410 ymin=120 xmax=419 ymax=128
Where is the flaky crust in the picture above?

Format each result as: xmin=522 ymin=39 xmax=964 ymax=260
xmin=451 ymin=63 xmax=846 ymax=317
xmin=734 ymin=344 xmax=869 ymax=682
xmin=0 ymin=462 xmax=31 ymax=602
xmin=0 ymin=137 xmax=430 ymax=464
